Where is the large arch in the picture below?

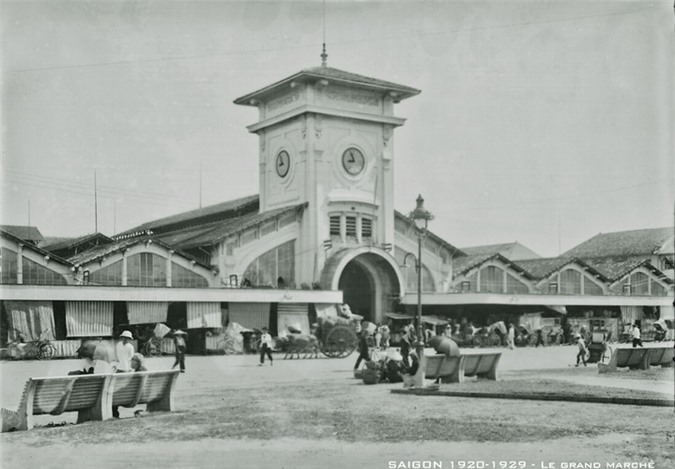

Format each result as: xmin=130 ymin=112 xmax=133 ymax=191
xmin=321 ymin=247 xmax=404 ymax=324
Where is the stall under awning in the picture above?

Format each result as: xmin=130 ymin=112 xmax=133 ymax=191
xmin=65 ymin=301 xmax=113 ymax=337
xmin=277 ymin=303 xmax=310 ymax=336
xmin=384 ymin=312 xmax=414 ymax=320
xmin=227 ymin=302 xmax=270 ymax=330
xmin=126 ymin=301 xmax=168 ymax=324
xmin=3 ymin=300 xmax=55 ymax=341
xmin=186 ymin=302 xmax=222 ymax=328
xmin=546 ymin=305 xmax=568 ymax=315
xmin=315 ymin=303 xmax=339 ymax=320
xmin=422 ymin=315 xmax=448 ymax=326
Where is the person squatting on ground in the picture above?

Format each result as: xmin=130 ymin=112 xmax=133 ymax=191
xmin=575 ymin=333 xmax=588 ymax=367
xmin=534 ymin=329 xmax=545 ymax=347
xmin=259 ymin=327 xmax=273 ymax=366
xmin=353 ymin=330 xmax=371 ymax=370
xmin=115 ymin=330 xmax=135 ymax=372
xmin=171 ymin=329 xmax=187 ymax=373
xmin=112 ymin=353 xmax=147 ymax=418
xmin=401 ymin=350 xmax=420 ymax=388
xmin=630 ymin=323 xmax=644 ymax=348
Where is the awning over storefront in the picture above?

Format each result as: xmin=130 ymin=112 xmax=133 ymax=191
xmin=277 ymin=303 xmax=310 ymax=336
xmin=545 ymin=305 xmax=567 ymax=315
xmin=65 ymin=301 xmax=113 ymax=337
xmin=3 ymin=300 xmax=55 ymax=341
xmin=126 ymin=301 xmax=169 ymax=324
xmin=227 ymin=302 xmax=270 ymax=330
xmin=186 ymin=302 xmax=222 ymax=328
xmin=422 ymin=315 xmax=448 ymax=326
xmin=384 ymin=312 xmax=414 ymax=321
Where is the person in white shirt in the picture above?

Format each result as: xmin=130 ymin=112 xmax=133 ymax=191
xmin=115 ymin=330 xmax=135 ymax=372
xmin=259 ymin=327 xmax=273 ymax=366
xmin=506 ymin=323 xmax=515 ymax=350
xmin=630 ymin=323 xmax=644 ymax=348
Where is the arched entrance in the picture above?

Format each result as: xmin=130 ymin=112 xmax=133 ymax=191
xmin=322 ymin=248 xmax=404 ymax=325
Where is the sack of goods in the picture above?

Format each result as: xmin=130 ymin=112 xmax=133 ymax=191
xmin=362 ymin=321 xmax=377 ymax=334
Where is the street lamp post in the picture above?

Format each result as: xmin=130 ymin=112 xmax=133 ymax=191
xmin=409 ymin=194 xmax=434 ymax=388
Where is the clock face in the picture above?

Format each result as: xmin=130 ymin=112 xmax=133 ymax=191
xmin=341 ymin=148 xmax=365 ymax=176
xmin=276 ymin=150 xmax=290 ymax=178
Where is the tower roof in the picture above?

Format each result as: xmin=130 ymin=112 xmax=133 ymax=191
xmin=234 ymin=66 xmax=420 ymax=106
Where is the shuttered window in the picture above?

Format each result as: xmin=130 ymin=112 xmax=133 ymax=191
xmin=345 ymin=216 xmax=357 ymax=237
xmin=560 ymin=269 xmax=581 ymax=294
xmin=480 ymin=266 xmax=503 ymax=293
xmin=630 ymin=272 xmax=649 ymax=295
xmin=329 ymin=216 xmax=341 ymax=235
xmin=362 ymin=217 xmax=373 ymax=238
xmin=1 ymin=248 xmax=18 ymax=284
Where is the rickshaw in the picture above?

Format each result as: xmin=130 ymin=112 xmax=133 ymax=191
xmin=587 ymin=329 xmax=610 ymax=363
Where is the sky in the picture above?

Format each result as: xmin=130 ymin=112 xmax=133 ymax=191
xmin=2 ymin=0 xmax=673 ymax=258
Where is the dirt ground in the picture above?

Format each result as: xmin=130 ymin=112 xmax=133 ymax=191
xmin=1 ymin=344 xmax=673 ymax=469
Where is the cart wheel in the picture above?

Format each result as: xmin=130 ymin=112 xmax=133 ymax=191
xmin=38 ymin=344 xmax=56 ymax=360
xmin=324 ymin=326 xmax=357 ymax=358
xmin=487 ymin=334 xmax=501 ymax=347
xmin=142 ymin=341 xmax=161 ymax=357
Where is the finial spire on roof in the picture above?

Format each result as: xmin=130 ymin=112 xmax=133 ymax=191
xmin=321 ymin=43 xmax=328 ymax=67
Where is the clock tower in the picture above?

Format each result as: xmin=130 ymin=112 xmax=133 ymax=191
xmin=235 ymin=59 xmax=419 ymax=320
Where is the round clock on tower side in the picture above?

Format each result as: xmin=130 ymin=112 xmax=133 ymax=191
xmin=276 ymin=150 xmax=290 ymax=178
xmin=341 ymin=147 xmax=365 ymax=176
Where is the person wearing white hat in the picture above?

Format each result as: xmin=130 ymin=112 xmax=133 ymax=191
xmin=171 ymin=330 xmax=187 ymax=373
xmin=115 ymin=330 xmax=135 ymax=372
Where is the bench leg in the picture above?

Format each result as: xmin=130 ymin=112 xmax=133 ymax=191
xmin=485 ymin=354 xmax=500 ymax=380
xmin=147 ymin=372 xmax=179 ymax=413
xmin=639 ymin=350 xmax=650 ymax=370
xmin=448 ymin=356 xmax=465 ymax=383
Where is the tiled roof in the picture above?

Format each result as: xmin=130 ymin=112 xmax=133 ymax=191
xmin=562 ymin=227 xmax=673 ymax=258
xmin=460 ymin=242 xmax=541 ymax=260
xmin=40 ymin=232 xmax=113 ymax=252
xmin=583 ymin=257 xmax=672 ymax=283
xmin=0 ymin=229 xmax=71 ymax=265
xmin=235 ymin=66 xmax=421 ymax=105
xmin=513 ymin=258 xmax=574 ymax=280
xmin=154 ymin=204 xmax=307 ymax=249
xmin=67 ymin=237 xmax=212 ymax=270
xmin=116 ymin=194 xmax=259 ymax=237
xmin=394 ymin=211 xmax=465 ymax=258
xmin=0 ymin=225 xmax=44 ymax=243
xmin=453 ymin=253 xmax=536 ymax=279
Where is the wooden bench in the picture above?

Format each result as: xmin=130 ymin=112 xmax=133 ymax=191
xmin=647 ymin=346 xmax=674 ymax=368
xmin=598 ymin=346 xmax=650 ymax=373
xmin=462 ymin=352 xmax=501 ymax=380
xmin=2 ymin=370 xmax=180 ymax=432
xmin=424 ymin=354 xmax=464 ymax=383
xmin=424 ymin=352 xmax=501 ymax=384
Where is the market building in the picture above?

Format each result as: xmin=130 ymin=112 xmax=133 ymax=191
xmin=1 ymin=58 xmax=673 ymax=355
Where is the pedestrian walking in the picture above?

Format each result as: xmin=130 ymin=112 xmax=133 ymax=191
xmin=630 ymin=323 xmax=644 ymax=348
xmin=353 ymin=330 xmax=371 ymax=371
xmin=399 ymin=329 xmax=412 ymax=368
xmin=574 ymin=333 xmax=588 ymax=367
xmin=259 ymin=327 xmax=273 ymax=366
xmin=171 ymin=330 xmax=187 ymax=373
xmin=507 ymin=323 xmax=515 ymax=350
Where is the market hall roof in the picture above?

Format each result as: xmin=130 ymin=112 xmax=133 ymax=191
xmin=234 ymin=66 xmax=421 ymax=105
xmin=460 ymin=242 xmax=542 ymax=261
xmin=562 ymin=226 xmax=674 ymax=259
xmin=39 ymin=232 xmax=114 ymax=258
xmin=0 ymin=225 xmax=44 ymax=245
xmin=116 ymin=194 xmax=259 ymax=238
xmin=66 ymin=236 xmax=212 ymax=271
xmin=583 ymin=257 xmax=673 ymax=284
xmin=452 ymin=253 xmax=537 ymax=280
xmin=513 ymin=257 xmax=611 ymax=283
xmin=0 ymin=228 xmax=72 ymax=266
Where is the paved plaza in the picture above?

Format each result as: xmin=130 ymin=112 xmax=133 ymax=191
xmin=1 ymin=344 xmax=673 ymax=469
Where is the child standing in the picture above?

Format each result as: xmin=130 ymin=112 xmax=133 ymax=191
xmin=574 ymin=333 xmax=588 ymax=367
xmin=630 ymin=323 xmax=644 ymax=348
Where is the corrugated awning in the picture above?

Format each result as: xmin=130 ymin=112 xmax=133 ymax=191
xmin=187 ymin=302 xmax=222 ymax=328
xmin=3 ymin=300 xmax=55 ymax=341
xmin=227 ymin=302 xmax=270 ymax=330
xmin=422 ymin=315 xmax=448 ymax=326
xmin=384 ymin=312 xmax=414 ymax=320
xmin=65 ymin=301 xmax=113 ymax=337
xmin=126 ymin=301 xmax=168 ymax=324
xmin=277 ymin=303 xmax=310 ymax=336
